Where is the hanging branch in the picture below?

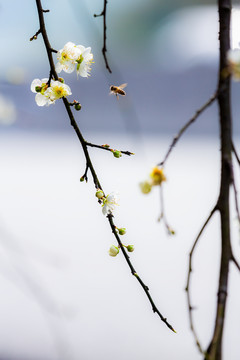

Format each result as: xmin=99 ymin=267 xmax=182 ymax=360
xmin=33 ymin=0 xmax=175 ymax=332
xmin=158 ymin=91 xmax=218 ymax=167
xmin=94 ymin=0 xmax=112 ymax=73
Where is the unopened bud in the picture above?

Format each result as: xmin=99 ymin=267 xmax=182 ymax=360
xmin=109 ymin=245 xmax=119 ymax=257
xmin=74 ymin=103 xmax=82 ymax=111
xmin=126 ymin=245 xmax=134 ymax=252
xmin=113 ymin=150 xmax=122 ymax=158
xmin=118 ymin=228 xmax=126 ymax=235
xmin=95 ymin=189 xmax=104 ymax=199
xmin=80 ymin=176 xmax=85 ymax=182
xmin=58 ymin=77 xmax=64 ymax=83
xmin=35 ymin=86 xmax=42 ymax=93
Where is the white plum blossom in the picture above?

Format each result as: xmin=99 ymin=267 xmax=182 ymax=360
xmin=102 ymin=192 xmax=119 ymax=215
xmin=227 ymin=49 xmax=240 ymax=80
xmin=31 ymin=78 xmax=52 ymax=106
xmin=76 ymin=45 xmax=93 ymax=78
xmin=56 ymin=42 xmax=81 ymax=74
xmin=44 ymin=80 xmax=72 ymax=102
xmin=31 ymin=78 xmax=72 ymax=106
xmin=56 ymin=42 xmax=93 ymax=77
xmin=108 ymin=245 xmax=119 ymax=257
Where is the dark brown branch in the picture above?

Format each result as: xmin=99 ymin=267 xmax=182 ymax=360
xmin=107 ymin=214 xmax=176 ymax=332
xmin=205 ymin=1 xmax=233 ymax=359
xmin=158 ymin=92 xmax=218 ymax=167
xmin=35 ymin=0 xmax=175 ymax=332
xmin=185 ymin=206 xmax=217 ymax=356
xmin=94 ymin=0 xmax=112 ymax=73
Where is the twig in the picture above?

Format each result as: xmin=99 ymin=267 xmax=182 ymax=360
xmin=107 ymin=214 xmax=176 ymax=332
xmin=94 ymin=0 xmax=112 ymax=73
xmin=85 ymin=141 xmax=134 ymax=156
xmin=158 ymin=185 xmax=174 ymax=235
xmin=232 ymin=141 xmax=240 ymax=167
xmin=231 ymin=255 xmax=240 ymax=271
xmin=34 ymin=0 xmax=175 ymax=332
xmin=185 ymin=206 xmax=217 ymax=355
xmin=158 ymin=92 xmax=218 ymax=167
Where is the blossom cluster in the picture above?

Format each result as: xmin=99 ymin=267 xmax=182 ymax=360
xmin=56 ymin=42 xmax=93 ymax=78
xmin=140 ymin=166 xmax=166 ymax=194
xmin=31 ymin=42 xmax=93 ymax=106
xmin=31 ymin=78 xmax=72 ymax=106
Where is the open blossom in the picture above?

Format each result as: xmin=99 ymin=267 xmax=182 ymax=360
xmin=227 ymin=49 xmax=240 ymax=80
xmin=56 ymin=42 xmax=93 ymax=77
xmin=76 ymin=45 xmax=93 ymax=77
xmin=56 ymin=42 xmax=81 ymax=74
xmin=44 ymin=80 xmax=72 ymax=102
xmin=31 ymin=78 xmax=72 ymax=106
xmin=102 ymin=192 xmax=119 ymax=215
xmin=150 ymin=166 xmax=166 ymax=186
xmin=31 ymin=78 xmax=52 ymax=106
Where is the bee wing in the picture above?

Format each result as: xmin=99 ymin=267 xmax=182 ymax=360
xmin=118 ymin=83 xmax=127 ymax=90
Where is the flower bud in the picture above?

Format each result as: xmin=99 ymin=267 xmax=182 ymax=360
xmin=35 ymin=86 xmax=42 ymax=93
xmin=80 ymin=176 xmax=85 ymax=182
xmin=126 ymin=245 xmax=134 ymax=252
xmin=102 ymin=144 xmax=110 ymax=148
xmin=108 ymin=245 xmax=119 ymax=257
xmin=58 ymin=77 xmax=64 ymax=83
xmin=74 ymin=103 xmax=82 ymax=111
xmin=139 ymin=181 xmax=152 ymax=194
xmin=95 ymin=189 xmax=104 ymax=199
xmin=113 ymin=150 xmax=122 ymax=158
xmin=118 ymin=227 xmax=126 ymax=235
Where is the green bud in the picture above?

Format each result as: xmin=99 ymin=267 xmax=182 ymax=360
xmin=118 ymin=227 xmax=126 ymax=235
xmin=74 ymin=103 xmax=82 ymax=111
xmin=95 ymin=189 xmax=104 ymax=199
xmin=113 ymin=150 xmax=122 ymax=158
xmin=80 ymin=176 xmax=85 ymax=182
xmin=126 ymin=245 xmax=134 ymax=252
xmin=35 ymin=86 xmax=42 ymax=93
xmin=58 ymin=77 xmax=64 ymax=83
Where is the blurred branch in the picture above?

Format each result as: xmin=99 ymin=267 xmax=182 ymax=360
xmin=158 ymin=91 xmax=218 ymax=167
xmin=94 ymin=0 xmax=112 ymax=73
xmin=232 ymin=141 xmax=240 ymax=166
xmin=185 ymin=206 xmax=217 ymax=356
xmin=34 ymin=0 xmax=175 ymax=332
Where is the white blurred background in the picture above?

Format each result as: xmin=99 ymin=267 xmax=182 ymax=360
xmin=0 ymin=1 xmax=240 ymax=359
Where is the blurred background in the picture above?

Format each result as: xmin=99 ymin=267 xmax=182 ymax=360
xmin=0 ymin=0 xmax=240 ymax=359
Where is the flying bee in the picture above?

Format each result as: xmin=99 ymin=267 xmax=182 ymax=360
xmin=109 ymin=83 xmax=127 ymax=99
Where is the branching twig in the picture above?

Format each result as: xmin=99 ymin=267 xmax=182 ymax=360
xmin=34 ymin=0 xmax=175 ymax=332
xmin=231 ymin=255 xmax=240 ymax=271
xmin=158 ymin=92 xmax=218 ymax=167
xmin=185 ymin=206 xmax=217 ymax=355
xmin=94 ymin=0 xmax=112 ymax=73
xmin=232 ymin=141 xmax=240 ymax=167
xmin=85 ymin=141 xmax=134 ymax=156
xmin=158 ymin=185 xmax=174 ymax=235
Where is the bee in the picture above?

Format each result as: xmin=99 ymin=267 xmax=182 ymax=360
xmin=109 ymin=83 xmax=127 ymax=99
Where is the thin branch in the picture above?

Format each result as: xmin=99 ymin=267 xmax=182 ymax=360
xmin=85 ymin=141 xmax=134 ymax=156
xmin=158 ymin=185 xmax=175 ymax=235
xmin=107 ymin=214 xmax=176 ymax=332
xmin=34 ymin=0 xmax=175 ymax=332
xmin=231 ymin=255 xmax=240 ymax=271
xmin=231 ymin=167 xmax=240 ymax=224
xmin=94 ymin=0 xmax=112 ymax=73
xmin=185 ymin=206 xmax=217 ymax=355
xmin=158 ymin=92 xmax=218 ymax=167
xmin=232 ymin=141 xmax=240 ymax=167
